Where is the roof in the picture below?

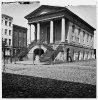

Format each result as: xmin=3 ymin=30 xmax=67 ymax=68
xmin=24 ymin=5 xmax=96 ymax=31
xmin=2 ymin=14 xmax=13 ymax=19
xmin=24 ymin=5 xmax=65 ymax=19
xmin=13 ymin=24 xmax=27 ymax=30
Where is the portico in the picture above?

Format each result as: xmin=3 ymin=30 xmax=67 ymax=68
xmin=28 ymin=17 xmax=67 ymax=44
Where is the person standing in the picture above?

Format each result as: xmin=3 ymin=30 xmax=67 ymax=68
xmin=33 ymin=52 xmax=35 ymax=65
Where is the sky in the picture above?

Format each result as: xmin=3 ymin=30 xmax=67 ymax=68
xmin=1 ymin=1 xmax=97 ymax=48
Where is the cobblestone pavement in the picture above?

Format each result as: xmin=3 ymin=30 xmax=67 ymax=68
xmin=2 ymin=60 xmax=96 ymax=85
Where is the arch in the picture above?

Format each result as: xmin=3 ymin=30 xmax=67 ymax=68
xmin=66 ymin=48 xmax=70 ymax=61
xmin=78 ymin=50 xmax=80 ymax=60
xmin=34 ymin=48 xmax=44 ymax=56
xmin=66 ymin=48 xmax=73 ymax=62
xmin=83 ymin=51 xmax=85 ymax=60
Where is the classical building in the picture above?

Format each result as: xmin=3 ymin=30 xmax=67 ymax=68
xmin=2 ymin=14 xmax=13 ymax=58
xmin=13 ymin=24 xmax=27 ymax=59
xmin=19 ymin=5 xmax=96 ymax=63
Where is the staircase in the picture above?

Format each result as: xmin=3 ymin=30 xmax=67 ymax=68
xmin=28 ymin=40 xmax=37 ymax=52
xmin=17 ymin=40 xmax=63 ymax=62
xmin=17 ymin=40 xmax=36 ymax=60
xmin=17 ymin=48 xmax=28 ymax=61
xmin=40 ymin=45 xmax=63 ymax=62
xmin=52 ymin=45 xmax=63 ymax=60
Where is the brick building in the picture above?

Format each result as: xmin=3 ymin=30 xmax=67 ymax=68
xmin=2 ymin=14 xmax=13 ymax=58
xmin=19 ymin=5 xmax=96 ymax=63
xmin=13 ymin=24 xmax=27 ymax=58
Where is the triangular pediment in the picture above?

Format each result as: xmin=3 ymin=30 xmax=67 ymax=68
xmin=25 ymin=5 xmax=65 ymax=19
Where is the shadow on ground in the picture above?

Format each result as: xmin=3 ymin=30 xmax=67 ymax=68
xmin=2 ymin=73 xmax=96 ymax=98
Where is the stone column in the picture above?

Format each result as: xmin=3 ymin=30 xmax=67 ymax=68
xmin=61 ymin=18 xmax=65 ymax=42
xmin=37 ymin=22 xmax=40 ymax=42
xmin=31 ymin=24 xmax=35 ymax=41
xmin=50 ymin=20 xmax=54 ymax=43
xmin=28 ymin=24 xmax=31 ymax=44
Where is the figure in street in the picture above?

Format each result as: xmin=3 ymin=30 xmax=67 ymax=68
xmin=33 ymin=52 xmax=35 ymax=65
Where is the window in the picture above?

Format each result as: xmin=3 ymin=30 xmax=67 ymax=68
xmin=72 ymin=25 xmax=75 ymax=42
xmin=5 ymin=39 xmax=7 ymax=45
xmin=5 ymin=29 xmax=7 ymax=35
xmin=83 ymin=31 xmax=85 ymax=43
xmin=2 ymin=28 xmax=3 ymax=35
xmin=91 ymin=35 xmax=92 ymax=47
xmin=78 ymin=29 xmax=80 ymax=43
xmin=23 ymin=33 xmax=27 ymax=47
xmin=9 ymin=39 xmax=11 ymax=45
xmin=9 ymin=22 xmax=11 ymax=27
xmin=5 ymin=21 xmax=7 ymax=26
xmin=19 ymin=32 xmax=21 ymax=37
xmin=24 ymin=40 xmax=26 ymax=47
xmin=23 ymin=33 xmax=26 ymax=39
xmin=2 ymin=20 xmax=3 ymax=25
xmin=72 ymin=25 xmax=75 ymax=33
xmin=72 ymin=35 xmax=74 ymax=42
xmin=19 ymin=40 xmax=21 ymax=46
xmin=5 ymin=17 xmax=7 ymax=20
xmin=9 ymin=30 xmax=11 ymax=35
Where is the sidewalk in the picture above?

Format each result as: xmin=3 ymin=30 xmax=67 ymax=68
xmin=16 ymin=60 xmax=49 ymax=65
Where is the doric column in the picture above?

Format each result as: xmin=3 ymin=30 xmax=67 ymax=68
xmin=50 ymin=20 xmax=54 ymax=43
xmin=61 ymin=18 xmax=65 ymax=42
xmin=32 ymin=25 xmax=35 ymax=41
xmin=28 ymin=24 xmax=31 ymax=44
xmin=37 ymin=22 xmax=40 ymax=41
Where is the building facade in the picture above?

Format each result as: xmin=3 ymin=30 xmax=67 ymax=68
xmin=21 ymin=5 xmax=95 ymax=63
xmin=2 ymin=14 xmax=13 ymax=58
xmin=13 ymin=24 xmax=27 ymax=57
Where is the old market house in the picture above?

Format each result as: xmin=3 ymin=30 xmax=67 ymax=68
xmin=18 ymin=5 xmax=96 ymax=63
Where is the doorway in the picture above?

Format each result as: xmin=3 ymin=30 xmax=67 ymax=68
xmin=34 ymin=48 xmax=44 ymax=61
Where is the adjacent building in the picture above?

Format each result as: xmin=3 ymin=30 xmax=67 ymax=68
xmin=23 ymin=5 xmax=95 ymax=62
xmin=13 ymin=24 xmax=27 ymax=57
xmin=2 ymin=14 xmax=13 ymax=58
xmin=2 ymin=14 xmax=27 ymax=60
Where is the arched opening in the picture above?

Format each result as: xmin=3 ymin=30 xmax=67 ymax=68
xmin=34 ymin=48 xmax=44 ymax=56
xmin=67 ymin=48 xmax=70 ymax=61
xmin=78 ymin=51 xmax=80 ymax=60
xmin=83 ymin=51 xmax=85 ymax=60
xmin=34 ymin=48 xmax=44 ymax=61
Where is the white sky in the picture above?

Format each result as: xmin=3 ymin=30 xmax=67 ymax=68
xmin=1 ymin=0 xmax=97 ymax=49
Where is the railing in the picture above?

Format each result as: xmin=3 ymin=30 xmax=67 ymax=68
xmin=40 ymin=45 xmax=63 ymax=62
xmin=16 ymin=40 xmax=37 ymax=60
